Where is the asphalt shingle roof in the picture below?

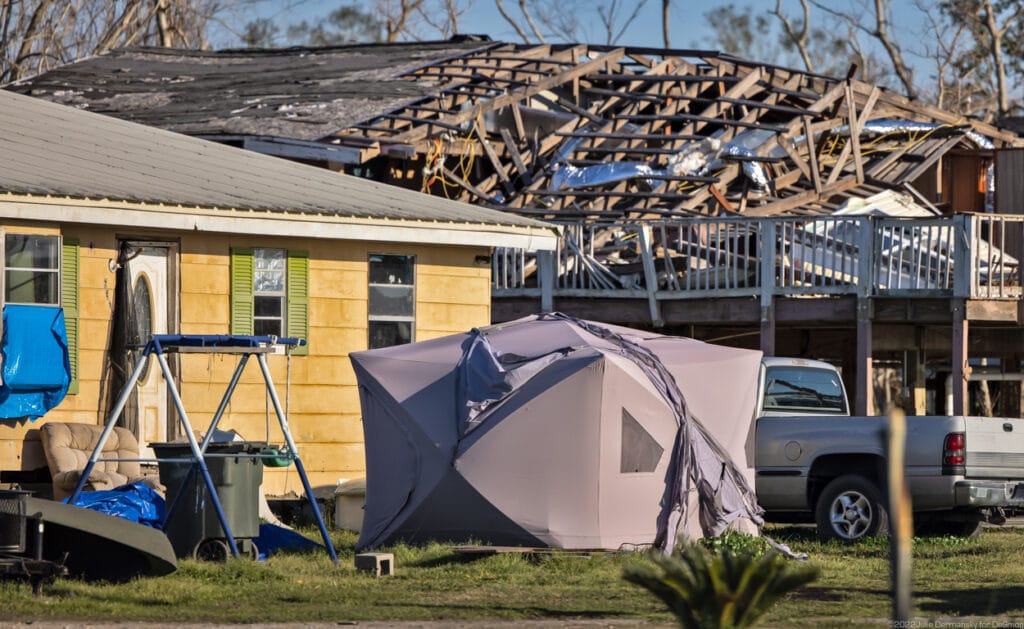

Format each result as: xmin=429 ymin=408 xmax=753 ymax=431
xmin=0 ymin=88 xmax=549 ymax=232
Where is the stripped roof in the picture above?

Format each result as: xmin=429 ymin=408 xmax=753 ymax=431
xmin=0 ymin=88 xmax=552 ymax=238
xmin=12 ymin=38 xmax=492 ymax=141
xmin=12 ymin=39 xmax=1021 ymax=220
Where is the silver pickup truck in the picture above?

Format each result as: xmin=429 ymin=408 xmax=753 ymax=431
xmin=754 ymin=357 xmax=1024 ymax=541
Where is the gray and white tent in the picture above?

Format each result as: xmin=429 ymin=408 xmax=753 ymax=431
xmin=350 ymin=313 xmax=764 ymax=551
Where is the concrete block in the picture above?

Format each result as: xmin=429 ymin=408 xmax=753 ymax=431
xmin=355 ymin=552 xmax=394 ymax=577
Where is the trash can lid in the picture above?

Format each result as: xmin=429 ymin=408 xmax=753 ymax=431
xmin=335 ymin=478 xmax=366 ymax=496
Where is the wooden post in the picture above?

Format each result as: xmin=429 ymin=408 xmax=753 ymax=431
xmin=638 ymin=225 xmax=664 ymax=327
xmin=538 ymin=250 xmax=554 ymax=313
xmin=1018 ymin=357 xmax=1024 ymax=419
xmin=759 ymin=219 xmax=776 ymax=357
xmin=911 ymin=345 xmax=927 ymax=416
xmin=952 ymin=300 xmax=969 ymax=415
xmin=760 ymin=306 xmax=776 ymax=357
xmin=887 ymin=407 xmax=913 ymax=624
xmin=953 ymin=214 xmax=974 ymax=299
xmin=856 ymin=299 xmax=873 ymax=415
xmin=856 ymin=216 xmax=874 ymax=415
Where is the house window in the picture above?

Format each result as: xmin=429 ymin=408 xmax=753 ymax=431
xmin=231 ymin=248 xmax=308 ymax=355
xmin=0 ymin=233 xmax=78 ymax=393
xmin=5 ymin=234 xmax=59 ymax=305
xmin=368 ymin=254 xmax=414 ymax=349
xmin=254 ymin=248 xmax=286 ymax=337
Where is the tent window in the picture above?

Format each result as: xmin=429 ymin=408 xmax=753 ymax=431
xmin=620 ymin=409 xmax=663 ymax=474
xmin=5 ymin=234 xmax=59 ymax=305
xmin=368 ymin=253 xmax=414 ymax=349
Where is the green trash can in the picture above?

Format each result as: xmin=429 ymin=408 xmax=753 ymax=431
xmin=151 ymin=441 xmax=265 ymax=561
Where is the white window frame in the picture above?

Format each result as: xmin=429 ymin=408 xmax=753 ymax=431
xmin=4 ymin=233 xmax=60 ymax=306
xmin=253 ymin=247 xmax=286 ymax=338
xmin=368 ymin=253 xmax=415 ymax=349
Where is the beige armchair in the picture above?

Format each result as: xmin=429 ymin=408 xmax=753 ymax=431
xmin=39 ymin=422 xmax=163 ymax=501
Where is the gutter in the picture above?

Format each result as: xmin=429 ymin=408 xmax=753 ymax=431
xmin=0 ymin=196 xmax=559 ymax=252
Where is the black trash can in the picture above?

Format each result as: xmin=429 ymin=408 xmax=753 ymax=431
xmin=151 ymin=441 xmax=265 ymax=560
xmin=0 ymin=490 xmax=30 ymax=554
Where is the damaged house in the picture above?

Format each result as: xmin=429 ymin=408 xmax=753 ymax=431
xmin=0 ymin=88 xmax=556 ymax=495
xmin=12 ymin=36 xmax=1024 ymax=417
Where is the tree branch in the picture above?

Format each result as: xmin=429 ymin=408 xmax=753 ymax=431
xmin=773 ymin=0 xmax=814 ymax=72
xmin=662 ymin=0 xmax=670 ymax=47
xmin=518 ymin=0 xmax=547 ymax=43
xmin=494 ymin=0 xmax=531 ymax=42
xmin=872 ymin=0 xmax=917 ymax=99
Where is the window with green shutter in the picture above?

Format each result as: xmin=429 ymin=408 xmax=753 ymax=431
xmin=286 ymin=251 xmax=309 ymax=356
xmin=61 ymin=239 xmax=79 ymax=394
xmin=6 ymin=234 xmax=60 ymax=305
xmin=0 ymin=233 xmax=75 ymax=392
xmin=231 ymin=247 xmax=308 ymax=355
xmin=230 ymin=248 xmax=254 ymax=335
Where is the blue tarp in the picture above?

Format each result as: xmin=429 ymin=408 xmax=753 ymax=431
xmin=67 ymin=482 xmax=324 ymax=558
xmin=0 ymin=304 xmax=70 ymax=419
xmin=253 ymin=523 xmax=324 ymax=561
xmin=66 ymin=482 xmax=167 ymax=529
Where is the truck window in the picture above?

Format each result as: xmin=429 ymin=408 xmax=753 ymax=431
xmin=763 ymin=366 xmax=847 ymax=414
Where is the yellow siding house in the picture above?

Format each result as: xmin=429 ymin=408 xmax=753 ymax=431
xmin=0 ymin=90 xmax=557 ymax=496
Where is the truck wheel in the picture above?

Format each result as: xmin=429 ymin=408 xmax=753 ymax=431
xmin=815 ymin=475 xmax=889 ymax=542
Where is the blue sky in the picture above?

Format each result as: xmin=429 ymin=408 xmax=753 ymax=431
xmin=221 ymin=0 xmax=922 ymax=51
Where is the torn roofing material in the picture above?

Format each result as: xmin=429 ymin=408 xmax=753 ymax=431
xmin=11 ymin=39 xmax=1020 ymax=220
xmin=0 ymin=88 xmax=557 ymax=249
xmin=12 ymin=38 xmax=495 ymax=141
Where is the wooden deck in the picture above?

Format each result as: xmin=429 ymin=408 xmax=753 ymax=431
xmin=493 ymin=214 xmax=1024 ymax=416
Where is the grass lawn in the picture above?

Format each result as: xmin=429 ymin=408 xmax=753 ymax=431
xmin=2 ymin=525 xmax=1024 ymax=626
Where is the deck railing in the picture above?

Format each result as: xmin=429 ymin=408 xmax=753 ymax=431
xmin=493 ymin=214 xmax=1023 ymax=317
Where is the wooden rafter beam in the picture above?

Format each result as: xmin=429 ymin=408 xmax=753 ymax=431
xmin=743 ymin=177 xmax=859 ymax=216
xmin=388 ymin=47 xmax=626 ymax=145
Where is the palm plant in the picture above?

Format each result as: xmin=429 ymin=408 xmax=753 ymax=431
xmin=623 ymin=543 xmax=819 ymax=629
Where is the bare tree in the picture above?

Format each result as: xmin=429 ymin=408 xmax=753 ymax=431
xmin=703 ymin=3 xmax=771 ymax=60
xmin=926 ymin=0 xmax=1024 ymax=121
xmin=982 ymin=0 xmax=1019 ymax=117
xmin=772 ymin=0 xmax=814 ymax=72
xmin=495 ymin=0 xmax=534 ymax=42
xmin=914 ymin=0 xmax=977 ymax=113
xmin=597 ymin=0 xmax=647 ymax=46
xmin=494 ymin=0 xmax=549 ymax=42
xmin=495 ymin=0 xmax=653 ymax=44
xmin=374 ymin=0 xmax=426 ymax=42
xmin=811 ymin=0 xmax=918 ymax=99
xmin=0 ymin=0 xmax=241 ymax=85
xmin=662 ymin=0 xmax=670 ymax=48
xmin=518 ymin=0 xmax=547 ymax=42
xmin=418 ymin=0 xmax=473 ymax=38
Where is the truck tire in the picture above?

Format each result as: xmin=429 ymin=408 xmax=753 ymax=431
xmin=815 ymin=475 xmax=889 ymax=542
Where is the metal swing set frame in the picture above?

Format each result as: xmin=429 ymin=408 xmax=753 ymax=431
xmin=68 ymin=334 xmax=339 ymax=565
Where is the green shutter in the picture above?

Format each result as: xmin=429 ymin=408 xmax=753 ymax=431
xmin=61 ymin=238 xmax=80 ymax=395
xmin=287 ymin=250 xmax=309 ymax=356
xmin=230 ymin=248 xmax=254 ymax=335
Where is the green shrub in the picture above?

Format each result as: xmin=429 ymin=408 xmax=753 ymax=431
xmin=623 ymin=542 xmax=819 ymax=629
xmin=699 ymin=530 xmax=773 ymax=557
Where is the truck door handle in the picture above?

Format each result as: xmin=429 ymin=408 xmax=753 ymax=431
xmin=1004 ymin=423 xmax=1013 ymax=432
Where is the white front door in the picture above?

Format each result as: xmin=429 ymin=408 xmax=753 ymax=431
xmin=124 ymin=243 xmax=173 ymax=459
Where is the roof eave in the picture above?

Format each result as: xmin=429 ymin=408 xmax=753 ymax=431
xmin=0 ymin=195 xmax=559 ymax=252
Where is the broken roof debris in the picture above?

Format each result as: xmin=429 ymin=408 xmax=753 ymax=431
xmin=13 ymin=38 xmax=1019 ymax=221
